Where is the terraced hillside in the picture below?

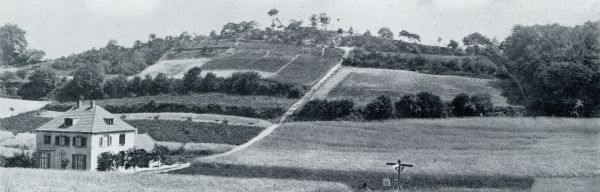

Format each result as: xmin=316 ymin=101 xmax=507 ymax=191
xmin=138 ymin=41 xmax=344 ymax=86
xmin=175 ymin=118 xmax=600 ymax=191
xmin=314 ymin=67 xmax=509 ymax=106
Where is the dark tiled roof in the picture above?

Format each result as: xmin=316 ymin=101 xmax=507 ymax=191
xmin=35 ymin=103 xmax=136 ymax=133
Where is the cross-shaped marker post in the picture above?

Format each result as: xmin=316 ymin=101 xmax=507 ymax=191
xmin=386 ymin=159 xmax=413 ymax=191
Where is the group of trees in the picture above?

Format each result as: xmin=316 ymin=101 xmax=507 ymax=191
xmin=0 ymin=152 xmax=36 ymax=168
xmin=296 ymin=92 xmax=496 ymax=121
xmin=500 ymin=21 xmax=600 ymax=117
xmin=50 ymin=32 xmax=207 ymax=75
xmin=18 ymin=65 xmax=304 ymax=101
xmin=0 ymin=24 xmax=45 ymax=66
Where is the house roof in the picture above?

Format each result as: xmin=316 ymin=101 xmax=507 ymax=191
xmin=35 ymin=102 xmax=136 ymax=133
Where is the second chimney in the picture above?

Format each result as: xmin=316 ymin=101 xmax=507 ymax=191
xmin=90 ymin=100 xmax=95 ymax=107
xmin=77 ymin=100 xmax=82 ymax=108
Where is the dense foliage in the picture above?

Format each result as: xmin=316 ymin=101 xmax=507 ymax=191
xmin=450 ymin=93 xmax=494 ymax=117
xmin=0 ymin=23 xmax=45 ymax=66
xmin=394 ymin=92 xmax=446 ymax=118
xmin=502 ymin=21 xmax=600 ymax=117
xmin=1 ymin=152 xmax=36 ymax=168
xmin=343 ymin=48 xmax=499 ymax=78
xmin=295 ymin=99 xmax=354 ymax=121
xmin=45 ymin=100 xmax=286 ymax=119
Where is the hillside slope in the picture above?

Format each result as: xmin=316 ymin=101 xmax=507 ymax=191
xmin=314 ymin=67 xmax=509 ymax=106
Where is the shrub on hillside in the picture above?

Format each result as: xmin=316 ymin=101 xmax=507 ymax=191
xmin=363 ymin=95 xmax=393 ymax=120
xmin=471 ymin=93 xmax=494 ymax=116
xmin=414 ymin=92 xmax=445 ymax=118
xmin=451 ymin=93 xmax=476 ymax=117
xmin=295 ymin=99 xmax=354 ymax=121
xmin=395 ymin=94 xmax=419 ymax=118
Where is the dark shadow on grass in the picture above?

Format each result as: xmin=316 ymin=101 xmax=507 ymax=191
xmin=170 ymin=162 xmax=535 ymax=190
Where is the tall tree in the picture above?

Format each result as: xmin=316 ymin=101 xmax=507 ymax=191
xmin=318 ymin=13 xmax=331 ymax=30
xmin=268 ymin=8 xmax=280 ymax=28
xmin=398 ymin=30 xmax=421 ymax=43
xmin=183 ymin=67 xmax=202 ymax=93
xmin=0 ymin=24 xmax=28 ymax=66
xmin=378 ymin=27 xmax=394 ymax=39
xmin=447 ymin=40 xmax=459 ymax=50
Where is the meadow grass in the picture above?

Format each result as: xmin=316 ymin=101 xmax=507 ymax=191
xmin=325 ymin=68 xmax=509 ymax=106
xmin=182 ymin=117 xmax=600 ymax=190
xmin=125 ymin=119 xmax=263 ymax=145
xmin=272 ymin=48 xmax=344 ymax=85
xmin=0 ymin=168 xmax=351 ymax=192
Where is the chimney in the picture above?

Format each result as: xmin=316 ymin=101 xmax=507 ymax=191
xmin=90 ymin=100 xmax=95 ymax=107
xmin=77 ymin=100 xmax=82 ymax=108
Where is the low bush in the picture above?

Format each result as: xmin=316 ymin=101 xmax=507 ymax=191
xmin=3 ymin=152 xmax=36 ymax=168
xmin=295 ymin=99 xmax=354 ymax=121
xmin=363 ymin=95 xmax=393 ymax=120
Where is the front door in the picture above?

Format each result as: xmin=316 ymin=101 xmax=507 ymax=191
xmin=72 ymin=154 xmax=86 ymax=170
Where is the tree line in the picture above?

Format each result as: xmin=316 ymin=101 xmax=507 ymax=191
xmin=17 ymin=65 xmax=304 ymax=101
xmin=294 ymin=92 xmax=518 ymax=121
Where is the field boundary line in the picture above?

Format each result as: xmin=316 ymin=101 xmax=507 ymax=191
xmin=275 ymin=55 xmax=300 ymax=74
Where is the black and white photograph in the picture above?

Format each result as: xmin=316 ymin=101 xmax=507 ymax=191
xmin=0 ymin=0 xmax=599 ymax=191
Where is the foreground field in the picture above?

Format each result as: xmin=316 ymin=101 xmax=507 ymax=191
xmin=317 ymin=67 xmax=509 ymax=106
xmin=177 ymin=117 xmax=600 ymax=190
xmin=0 ymin=168 xmax=351 ymax=192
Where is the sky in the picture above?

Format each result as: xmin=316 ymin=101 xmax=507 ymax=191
xmin=1 ymin=0 xmax=599 ymax=59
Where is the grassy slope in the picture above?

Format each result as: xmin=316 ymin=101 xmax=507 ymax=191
xmin=137 ymin=58 xmax=211 ymax=79
xmin=0 ymin=168 xmax=351 ymax=192
xmin=183 ymin=117 xmax=600 ymax=190
xmin=271 ymin=48 xmax=344 ymax=85
xmin=48 ymin=93 xmax=296 ymax=110
xmin=325 ymin=67 xmax=509 ymax=106
xmin=125 ymin=119 xmax=263 ymax=145
xmin=0 ymin=111 xmax=51 ymax=133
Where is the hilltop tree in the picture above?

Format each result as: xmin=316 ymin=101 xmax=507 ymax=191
xmin=337 ymin=28 xmax=344 ymax=35
xmin=399 ymin=30 xmax=421 ymax=43
xmin=286 ymin=19 xmax=303 ymax=31
xmin=462 ymin=32 xmax=492 ymax=55
xmin=348 ymin=27 xmax=354 ymax=35
xmin=364 ymin=30 xmax=372 ymax=37
xmin=318 ymin=13 xmax=331 ymax=30
xmin=268 ymin=8 xmax=280 ymax=28
xmin=378 ymin=27 xmax=394 ymax=39
xmin=447 ymin=40 xmax=459 ymax=50
xmin=309 ymin=14 xmax=319 ymax=28
xmin=209 ymin=30 xmax=218 ymax=39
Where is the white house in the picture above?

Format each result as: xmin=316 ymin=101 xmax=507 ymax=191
xmin=34 ymin=101 xmax=136 ymax=171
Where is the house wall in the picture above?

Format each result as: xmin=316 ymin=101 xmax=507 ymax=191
xmin=89 ymin=131 xmax=136 ymax=171
xmin=35 ymin=130 xmax=136 ymax=171
xmin=35 ymin=131 xmax=91 ymax=170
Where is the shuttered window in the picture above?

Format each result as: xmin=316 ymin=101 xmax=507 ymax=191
xmin=43 ymin=135 xmax=51 ymax=144
xmin=119 ymin=134 xmax=125 ymax=146
xmin=72 ymin=154 xmax=86 ymax=170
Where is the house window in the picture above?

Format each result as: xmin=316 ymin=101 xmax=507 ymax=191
xmin=72 ymin=154 xmax=86 ymax=170
xmin=56 ymin=136 xmax=70 ymax=146
xmin=107 ymin=136 xmax=112 ymax=146
xmin=43 ymin=135 xmax=51 ymax=144
xmin=55 ymin=136 xmax=60 ymax=145
xmin=40 ymin=153 xmax=50 ymax=169
xmin=99 ymin=137 xmax=103 ymax=147
xmin=73 ymin=136 xmax=87 ymax=147
xmin=64 ymin=118 xmax=73 ymax=126
xmin=104 ymin=118 xmax=114 ymax=125
xmin=119 ymin=134 xmax=125 ymax=146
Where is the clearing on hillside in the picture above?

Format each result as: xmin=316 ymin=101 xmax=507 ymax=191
xmin=176 ymin=117 xmax=600 ymax=190
xmin=136 ymin=58 xmax=211 ymax=78
xmin=0 ymin=98 xmax=50 ymax=118
xmin=0 ymin=168 xmax=351 ymax=192
xmin=316 ymin=67 xmax=509 ymax=106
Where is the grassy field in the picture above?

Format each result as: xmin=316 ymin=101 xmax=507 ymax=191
xmin=201 ymin=47 xmax=300 ymax=72
xmin=125 ymin=120 xmax=263 ymax=145
xmin=0 ymin=168 xmax=351 ymax=192
xmin=177 ymin=117 xmax=600 ymax=190
xmin=321 ymin=67 xmax=509 ymax=106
